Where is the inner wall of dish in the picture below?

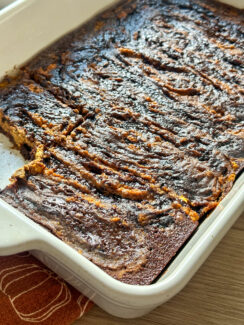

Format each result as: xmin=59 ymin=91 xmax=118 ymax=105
xmin=0 ymin=134 xmax=26 ymax=190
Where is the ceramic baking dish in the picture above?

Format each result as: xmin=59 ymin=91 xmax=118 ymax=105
xmin=0 ymin=0 xmax=243 ymax=318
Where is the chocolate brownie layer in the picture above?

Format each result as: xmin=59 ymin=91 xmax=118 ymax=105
xmin=0 ymin=77 xmax=83 ymax=158
xmin=0 ymin=0 xmax=243 ymax=284
xmin=2 ymin=154 xmax=197 ymax=284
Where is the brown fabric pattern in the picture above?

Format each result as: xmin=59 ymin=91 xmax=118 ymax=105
xmin=0 ymin=252 xmax=93 ymax=325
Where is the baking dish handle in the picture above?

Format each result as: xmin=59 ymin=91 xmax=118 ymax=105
xmin=0 ymin=199 xmax=42 ymax=256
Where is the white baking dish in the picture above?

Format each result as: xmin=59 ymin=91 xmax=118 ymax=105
xmin=0 ymin=0 xmax=243 ymax=319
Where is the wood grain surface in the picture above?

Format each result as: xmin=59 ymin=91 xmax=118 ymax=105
xmin=74 ymin=213 xmax=244 ymax=325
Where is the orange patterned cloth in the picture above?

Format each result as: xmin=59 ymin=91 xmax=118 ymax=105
xmin=0 ymin=253 xmax=93 ymax=325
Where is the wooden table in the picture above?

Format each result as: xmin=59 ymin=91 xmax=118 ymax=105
xmin=74 ymin=213 xmax=244 ymax=325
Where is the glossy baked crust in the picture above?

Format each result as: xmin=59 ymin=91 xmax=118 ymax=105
xmin=0 ymin=0 xmax=243 ymax=284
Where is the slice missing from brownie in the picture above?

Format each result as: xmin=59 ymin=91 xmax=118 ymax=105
xmin=0 ymin=0 xmax=243 ymax=285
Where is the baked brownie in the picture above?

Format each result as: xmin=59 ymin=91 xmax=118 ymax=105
xmin=0 ymin=77 xmax=83 ymax=159
xmin=0 ymin=0 xmax=243 ymax=284
xmin=2 ymin=152 xmax=197 ymax=284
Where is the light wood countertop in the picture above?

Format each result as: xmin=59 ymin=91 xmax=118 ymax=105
xmin=74 ymin=213 xmax=244 ymax=325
